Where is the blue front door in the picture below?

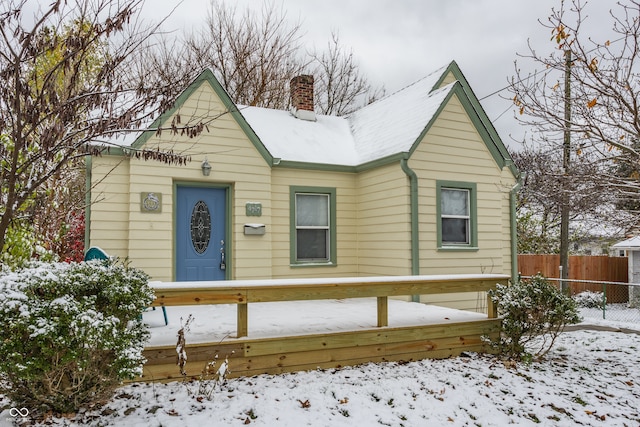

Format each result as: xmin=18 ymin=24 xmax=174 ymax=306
xmin=176 ymin=186 xmax=227 ymax=281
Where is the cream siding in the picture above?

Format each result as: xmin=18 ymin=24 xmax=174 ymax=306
xmin=356 ymin=163 xmax=412 ymax=276
xmin=89 ymin=156 xmax=130 ymax=258
xmin=88 ymin=67 xmax=516 ymax=305
xmin=271 ymin=168 xmax=358 ymax=278
xmin=410 ymin=93 xmax=515 ymax=312
xmin=437 ymin=71 xmax=457 ymax=88
xmin=90 ymin=81 xmax=273 ymax=281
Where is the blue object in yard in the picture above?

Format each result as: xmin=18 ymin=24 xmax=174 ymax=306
xmin=84 ymin=246 xmax=109 ymax=261
xmin=145 ymin=305 xmax=169 ymax=326
xmin=83 ymin=247 xmax=168 ymax=326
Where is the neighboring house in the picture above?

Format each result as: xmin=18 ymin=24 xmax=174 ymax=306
xmin=87 ymin=61 xmax=519 ymax=312
xmin=611 ymin=236 xmax=640 ymax=307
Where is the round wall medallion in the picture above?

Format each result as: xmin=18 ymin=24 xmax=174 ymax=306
xmin=142 ymin=193 xmax=161 ymax=211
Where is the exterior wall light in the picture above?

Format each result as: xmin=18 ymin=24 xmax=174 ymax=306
xmin=201 ymin=158 xmax=212 ymax=176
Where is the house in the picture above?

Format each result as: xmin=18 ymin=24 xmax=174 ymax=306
xmin=611 ymin=236 xmax=640 ymax=307
xmin=86 ymin=61 xmax=519 ymax=312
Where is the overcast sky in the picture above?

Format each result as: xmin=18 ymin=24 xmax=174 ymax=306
xmin=147 ymin=0 xmax=616 ymax=151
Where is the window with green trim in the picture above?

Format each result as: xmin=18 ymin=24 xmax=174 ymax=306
xmin=290 ymin=187 xmax=336 ymax=264
xmin=437 ymin=181 xmax=477 ymax=249
xmin=441 ymin=188 xmax=470 ymax=244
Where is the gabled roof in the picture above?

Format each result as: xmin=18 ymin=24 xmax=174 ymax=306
xmin=119 ymin=61 xmax=516 ymax=176
xmin=612 ymin=235 xmax=640 ymax=250
xmin=349 ymin=66 xmax=452 ymax=164
xmin=240 ymin=65 xmax=454 ymax=168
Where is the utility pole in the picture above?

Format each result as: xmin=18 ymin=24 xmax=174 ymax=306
xmin=560 ymin=49 xmax=571 ymax=293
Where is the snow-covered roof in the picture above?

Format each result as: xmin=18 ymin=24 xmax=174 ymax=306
xmin=612 ymin=235 xmax=640 ymax=250
xmin=349 ymin=66 xmax=452 ymax=164
xmin=238 ymin=105 xmax=361 ymax=166
xmin=100 ymin=62 xmax=513 ymax=173
xmin=239 ymin=64 xmax=455 ymax=167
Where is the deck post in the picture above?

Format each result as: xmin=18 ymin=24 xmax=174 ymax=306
xmin=237 ymin=303 xmax=248 ymax=337
xmin=487 ymin=293 xmax=497 ymax=318
xmin=377 ymin=296 xmax=388 ymax=327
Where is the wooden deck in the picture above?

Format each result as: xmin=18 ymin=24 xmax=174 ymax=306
xmin=140 ymin=274 xmax=509 ymax=382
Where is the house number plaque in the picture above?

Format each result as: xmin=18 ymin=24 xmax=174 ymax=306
xmin=245 ymin=201 xmax=262 ymax=217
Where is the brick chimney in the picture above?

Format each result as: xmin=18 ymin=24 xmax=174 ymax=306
xmin=290 ymin=75 xmax=316 ymax=121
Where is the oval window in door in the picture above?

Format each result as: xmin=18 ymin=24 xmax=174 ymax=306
xmin=190 ymin=200 xmax=211 ymax=254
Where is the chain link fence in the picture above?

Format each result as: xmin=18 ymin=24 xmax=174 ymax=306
xmin=521 ymin=276 xmax=640 ymax=325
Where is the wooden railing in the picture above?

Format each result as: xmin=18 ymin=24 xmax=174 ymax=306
xmin=150 ymin=274 xmax=510 ymax=338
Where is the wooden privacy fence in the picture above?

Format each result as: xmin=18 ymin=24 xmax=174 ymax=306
xmin=140 ymin=274 xmax=509 ymax=382
xmin=518 ymin=255 xmax=629 ymax=303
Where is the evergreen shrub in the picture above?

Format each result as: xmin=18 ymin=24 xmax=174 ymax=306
xmin=573 ymin=290 xmax=606 ymax=309
xmin=487 ymin=274 xmax=581 ymax=361
xmin=0 ymin=260 xmax=153 ymax=418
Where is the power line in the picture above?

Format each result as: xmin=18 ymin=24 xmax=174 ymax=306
xmin=480 ymin=69 xmax=543 ymax=101
xmin=479 ymin=36 xmax=626 ymax=102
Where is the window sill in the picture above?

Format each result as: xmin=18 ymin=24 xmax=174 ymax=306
xmin=290 ymin=262 xmax=337 ymax=268
xmin=437 ymin=246 xmax=479 ymax=252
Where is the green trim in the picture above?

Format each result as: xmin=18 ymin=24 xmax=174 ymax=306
xmin=172 ymin=181 xmax=233 ymax=281
xmin=407 ymin=82 xmax=512 ymax=176
xmin=437 ymin=246 xmax=480 ymax=252
xmin=289 ymin=186 xmax=337 ymax=266
xmin=274 ymin=152 xmax=408 ymax=174
xmin=400 ymin=158 xmax=420 ymax=303
xmin=436 ymin=180 xmax=478 ymax=250
xmin=510 ymin=179 xmax=523 ymax=283
xmin=355 ymin=153 xmax=407 ymax=172
xmin=276 ymin=160 xmax=355 ymax=173
xmin=429 ymin=61 xmax=518 ymax=178
xmin=84 ymin=155 xmax=92 ymax=252
xmin=107 ymin=69 xmax=274 ymax=166
xmin=400 ymin=158 xmax=420 ymax=273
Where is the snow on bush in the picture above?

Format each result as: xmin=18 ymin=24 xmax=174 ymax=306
xmin=487 ymin=274 xmax=581 ymax=361
xmin=573 ymin=290 xmax=606 ymax=309
xmin=0 ymin=259 xmax=154 ymax=419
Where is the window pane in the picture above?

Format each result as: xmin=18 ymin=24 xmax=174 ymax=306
xmin=441 ymin=189 xmax=468 ymax=216
xmin=296 ymin=194 xmax=329 ymax=226
xmin=442 ymin=218 xmax=469 ymax=244
xmin=190 ymin=200 xmax=211 ymax=254
xmin=297 ymin=229 xmax=328 ymax=260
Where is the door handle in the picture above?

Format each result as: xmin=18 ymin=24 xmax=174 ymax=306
xmin=220 ymin=240 xmax=226 ymax=270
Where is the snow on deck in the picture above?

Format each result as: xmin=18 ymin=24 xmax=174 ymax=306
xmin=144 ymin=298 xmax=487 ymax=347
xmin=149 ymin=273 xmax=508 ymax=289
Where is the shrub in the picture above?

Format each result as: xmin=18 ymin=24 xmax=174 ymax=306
xmin=0 ymin=259 xmax=154 ymax=418
xmin=573 ymin=290 xmax=606 ymax=309
xmin=487 ymin=274 xmax=581 ymax=361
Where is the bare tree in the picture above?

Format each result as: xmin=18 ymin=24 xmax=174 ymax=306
xmin=0 ymin=0 xmax=195 ymax=254
xmin=511 ymin=0 xmax=640 ymax=186
xmin=177 ymin=2 xmax=383 ymax=114
xmin=513 ymin=1 xmax=639 ymax=146
xmin=310 ymin=32 xmax=385 ymax=116
xmin=513 ymin=144 xmax=615 ymax=253
xmin=184 ymin=1 xmax=305 ymax=108
xmin=510 ymin=0 xmax=640 ymax=270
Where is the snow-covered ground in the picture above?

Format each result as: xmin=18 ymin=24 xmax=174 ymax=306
xmin=144 ymin=298 xmax=488 ymax=346
xmin=1 ymin=300 xmax=639 ymax=426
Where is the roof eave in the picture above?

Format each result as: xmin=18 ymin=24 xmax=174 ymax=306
xmin=111 ymin=69 xmax=274 ymax=167
xmin=410 ymin=74 xmax=519 ymax=179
